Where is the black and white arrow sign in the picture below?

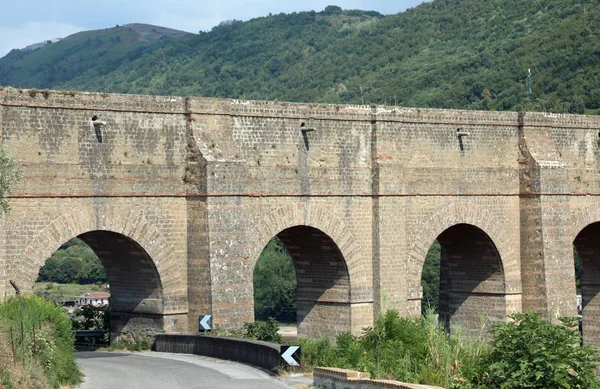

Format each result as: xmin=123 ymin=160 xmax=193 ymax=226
xmin=281 ymin=345 xmax=301 ymax=366
xmin=198 ymin=314 xmax=212 ymax=332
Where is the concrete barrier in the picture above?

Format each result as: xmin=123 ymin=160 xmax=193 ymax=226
xmin=313 ymin=367 xmax=445 ymax=389
xmin=154 ymin=334 xmax=282 ymax=371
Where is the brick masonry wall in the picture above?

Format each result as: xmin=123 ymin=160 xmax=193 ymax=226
xmin=313 ymin=367 xmax=444 ymax=389
xmin=0 ymin=101 xmax=5 ymax=300
xmin=546 ymin=112 xmax=600 ymax=347
xmin=0 ymin=89 xmax=190 ymax=336
xmin=1 ymin=88 xmax=599 ymax=341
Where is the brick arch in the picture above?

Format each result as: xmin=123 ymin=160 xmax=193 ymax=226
xmin=20 ymin=206 xmax=178 ymax=293
xmin=408 ymin=202 xmax=518 ymax=292
xmin=571 ymin=204 xmax=600 ymax=244
xmin=407 ymin=201 xmax=520 ymax=335
xmin=571 ymin=204 xmax=600 ymax=352
xmin=251 ymin=203 xmax=370 ymax=338
xmin=252 ymin=203 xmax=367 ymax=297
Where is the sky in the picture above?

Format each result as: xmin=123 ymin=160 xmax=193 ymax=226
xmin=0 ymin=0 xmax=429 ymax=58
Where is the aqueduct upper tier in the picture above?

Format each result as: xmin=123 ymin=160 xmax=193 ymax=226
xmin=0 ymin=88 xmax=598 ymax=343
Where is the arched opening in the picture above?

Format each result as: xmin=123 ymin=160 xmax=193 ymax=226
xmin=34 ymin=231 xmax=163 ymax=343
xmin=573 ymin=222 xmax=600 ymax=348
xmin=253 ymin=226 xmax=351 ymax=339
xmin=253 ymin=237 xmax=297 ymax=326
xmin=421 ymin=224 xmax=506 ymax=337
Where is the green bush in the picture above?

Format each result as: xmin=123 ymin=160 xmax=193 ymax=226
xmin=476 ymin=312 xmax=600 ymax=389
xmin=106 ymin=338 xmax=151 ymax=352
xmin=297 ymin=337 xmax=336 ymax=367
xmin=297 ymin=310 xmax=488 ymax=387
xmin=243 ymin=317 xmax=283 ymax=343
xmin=0 ymin=295 xmax=81 ymax=388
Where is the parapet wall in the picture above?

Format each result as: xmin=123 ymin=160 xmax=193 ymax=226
xmin=313 ymin=367 xmax=444 ymax=389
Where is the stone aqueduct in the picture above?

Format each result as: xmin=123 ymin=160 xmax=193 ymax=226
xmin=0 ymin=88 xmax=599 ymax=346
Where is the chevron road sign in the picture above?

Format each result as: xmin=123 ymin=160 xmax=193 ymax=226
xmin=198 ymin=314 xmax=212 ymax=332
xmin=280 ymin=345 xmax=301 ymax=366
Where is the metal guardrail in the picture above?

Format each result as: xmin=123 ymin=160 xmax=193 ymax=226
xmin=74 ymin=330 xmax=106 ymax=338
xmin=73 ymin=329 xmax=108 ymax=350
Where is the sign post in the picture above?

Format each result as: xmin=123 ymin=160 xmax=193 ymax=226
xmin=280 ymin=345 xmax=301 ymax=367
xmin=198 ymin=314 xmax=212 ymax=332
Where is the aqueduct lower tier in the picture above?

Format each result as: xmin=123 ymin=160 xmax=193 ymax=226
xmin=0 ymin=89 xmax=598 ymax=345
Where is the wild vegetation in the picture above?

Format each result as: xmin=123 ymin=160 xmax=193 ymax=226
xmin=0 ymin=296 xmax=81 ymax=389
xmin=298 ymin=310 xmax=600 ymax=389
xmin=1 ymin=1 xmax=599 ymax=114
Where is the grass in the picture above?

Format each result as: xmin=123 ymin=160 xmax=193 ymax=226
xmin=296 ymin=310 xmax=490 ymax=388
xmin=33 ymin=282 xmax=107 ymax=304
xmin=102 ymin=338 xmax=151 ymax=352
xmin=0 ymin=296 xmax=82 ymax=388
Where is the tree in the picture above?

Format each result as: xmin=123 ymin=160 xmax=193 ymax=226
xmin=481 ymin=312 xmax=600 ymax=389
xmin=421 ymin=241 xmax=440 ymax=314
xmin=253 ymin=237 xmax=297 ymax=323
xmin=37 ymin=238 xmax=107 ymax=284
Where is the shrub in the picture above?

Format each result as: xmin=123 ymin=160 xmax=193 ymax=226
xmin=243 ymin=317 xmax=283 ymax=343
xmin=478 ymin=312 xmax=600 ymax=389
xmin=297 ymin=310 xmax=488 ymax=387
xmin=297 ymin=337 xmax=337 ymax=368
xmin=106 ymin=338 xmax=151 ymax=352
xmin=0 ymin=295 xmax=81 ymax=388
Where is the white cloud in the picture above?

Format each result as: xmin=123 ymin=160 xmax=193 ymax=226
xmin=0 ymin=22 xmax=84 ymax=58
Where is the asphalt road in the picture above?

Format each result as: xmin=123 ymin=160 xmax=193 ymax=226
xmin=76 ymin=351 xmax=299 ymax=389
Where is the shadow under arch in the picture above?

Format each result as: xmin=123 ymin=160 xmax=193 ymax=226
xmin=252 ymin=203 xmax=372 ymax=336
xmin=427 ymin=223 xmax=506 ymax=337
xmin=78 ymin=231 xmax=164 ymax=342
xmin=573 ymin=221 xmax=600 ymax=349
xmin=255 ymin=225 xmax=351 ymax=339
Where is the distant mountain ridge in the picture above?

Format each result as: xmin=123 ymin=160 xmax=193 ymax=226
xmin=21 ymin=38 xmax=62 ymax=52
xmin=1 ymin=1 xmax=599 ymax=114
xmin=0 ymin=23 xmax=189 ymax=88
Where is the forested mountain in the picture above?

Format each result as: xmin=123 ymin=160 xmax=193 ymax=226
xmin=1 ymin=0 xmax=599 ymax=113
xmin=0 ymin=24 xmax=189 ymax=89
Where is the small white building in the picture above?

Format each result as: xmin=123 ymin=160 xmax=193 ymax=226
xmin=76 ymin=292 xmax=110 ymax=307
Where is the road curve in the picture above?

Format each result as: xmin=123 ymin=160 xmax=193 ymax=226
xmin=76 ymin=351 xmax=296 ymax=389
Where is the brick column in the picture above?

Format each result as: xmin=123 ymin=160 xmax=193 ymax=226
xmin=372 ymin=116 xmax=408 ymax=318
xmin=519 ymin=113 xmax=577 ymax=318
xmin=0 ymin=219 xmax=5 ymax=300
xmin=0 ymin=103 xmax=6 ymax=301
xmin=185 ymin=100 xmax=213 ymax=333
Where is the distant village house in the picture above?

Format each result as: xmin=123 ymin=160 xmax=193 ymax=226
xmin=75 ymin=292 xmax=110 ymax=307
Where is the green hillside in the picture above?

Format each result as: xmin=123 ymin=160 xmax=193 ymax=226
xmin=1 ymin=1 xmax=599 ymax=113
xmin=0 ymin=24 xmax=189 ymax=88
